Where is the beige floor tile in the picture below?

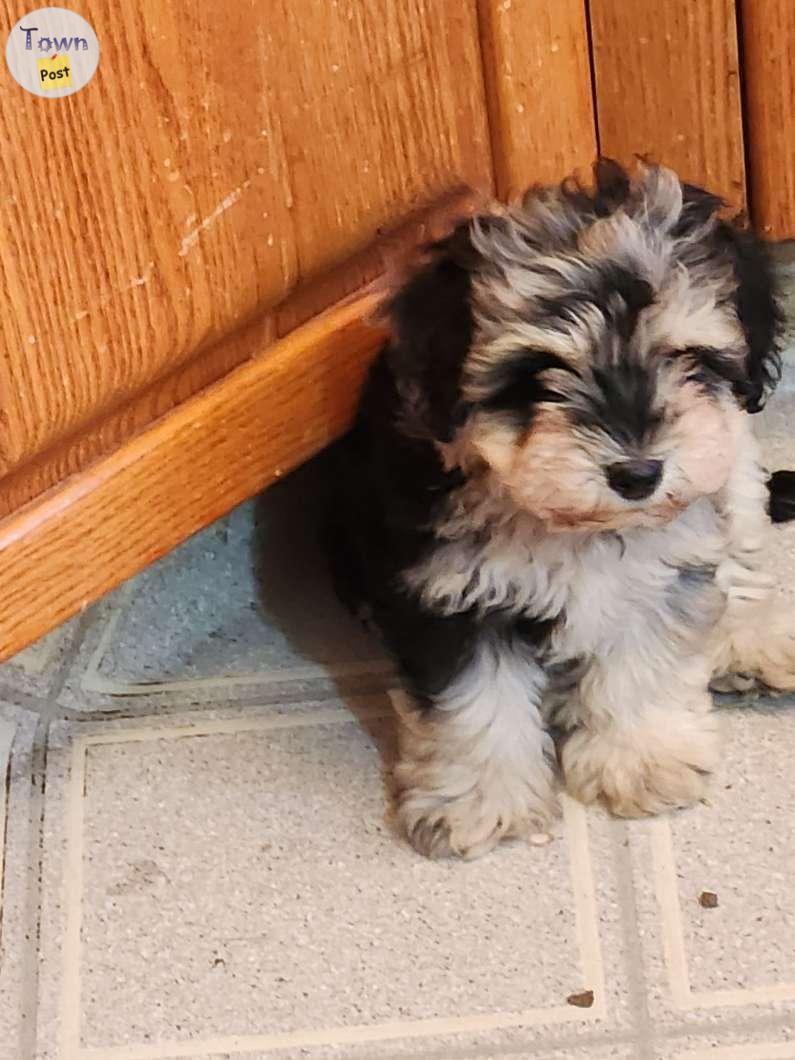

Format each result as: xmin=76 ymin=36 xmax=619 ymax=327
xmin=35 ymin=701 xmax=635 ymax=1060
xmin=656 ymin=1029 xmax=795 ymax=1059
xmin=0 ymin=703 xmax=39 ymax=1060
xmin=627 ymin=706 xmax=795 ymax=1035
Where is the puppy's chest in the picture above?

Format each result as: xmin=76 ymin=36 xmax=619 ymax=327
xmin=412 ymin=499 xmax=728 ymax=652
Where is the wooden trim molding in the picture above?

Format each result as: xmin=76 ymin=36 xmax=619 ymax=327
xmin=0 ymin=289 xmax=385 ymax=661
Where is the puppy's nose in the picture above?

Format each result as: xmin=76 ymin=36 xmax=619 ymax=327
xmin=606 ymin=459 xmax=663 ymax=500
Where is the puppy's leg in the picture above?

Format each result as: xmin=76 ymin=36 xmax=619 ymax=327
xmin=394 ymin=636 xmax=555 ymax=859
xmin=562 ymin=673 xmax=720 ymax=817
xmin=711 ymin=423 xmax=795 ymax=691
xmin=561 ymin=587 xmax=722 ymax=817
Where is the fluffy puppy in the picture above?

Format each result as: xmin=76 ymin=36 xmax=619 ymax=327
xmin=328 ymin=160 xmax=795 ymax=859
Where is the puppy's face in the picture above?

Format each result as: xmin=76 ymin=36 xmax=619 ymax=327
xmin=389 ymin=162 xmax=781 ymax=533
xmin=463 ymin=197 xmax=748 ymax=531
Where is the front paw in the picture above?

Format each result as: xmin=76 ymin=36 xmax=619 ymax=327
xmin=396 ymin=766 xmax=555 ymax=860
xmin=561 ymin=712 xmax=722 ymax=818
xmin=720 ymin=611 xmax=795 ymax=693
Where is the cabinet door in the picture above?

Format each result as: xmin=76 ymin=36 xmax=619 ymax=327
xmin=0 ymin=0 xmax=504 ymax=656
xmin=0 ymin=0 xmax=492 ymax=514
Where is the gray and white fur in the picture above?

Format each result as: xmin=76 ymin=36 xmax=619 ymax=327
xmin=328 ymin=160 xmax=795 ymax=859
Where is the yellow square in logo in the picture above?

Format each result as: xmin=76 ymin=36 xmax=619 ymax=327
xmin=37 ymin=54 xmax=73 ymax=90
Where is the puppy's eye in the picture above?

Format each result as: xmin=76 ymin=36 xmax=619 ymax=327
xmin=480 ymin=350 xmax=578 ymax=415
xmin=679 ymin=345 xmax=745 ymax=390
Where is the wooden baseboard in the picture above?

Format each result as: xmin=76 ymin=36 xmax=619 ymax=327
xmin=0 ymin=288 xmax=385 ymax=661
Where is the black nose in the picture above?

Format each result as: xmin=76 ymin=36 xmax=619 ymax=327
xmin=606 ymin=459 xmax=663 ymax=500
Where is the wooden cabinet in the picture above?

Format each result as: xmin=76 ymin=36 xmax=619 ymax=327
xmin=1 ymin=0 xmax=793 ymax=658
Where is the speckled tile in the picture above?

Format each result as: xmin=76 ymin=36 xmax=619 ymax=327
xmin=35 ymin=701 xmax=635 ymax=1060
xmin=655 ymin=1028 xmax=795 ymax=1059
xmin=626 ymin=705 xmax=795 ymax=1036
xmin=58 ymin=458 xmax=393 ymax=714
xmin=0 ymin=702 xmax=39 ymax=1060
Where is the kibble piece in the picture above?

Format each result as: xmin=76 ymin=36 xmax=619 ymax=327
xmin=566 ymin=989 xmax=595 ymax=1008
xmin=698 ymin=890 xmax=719 ymax=908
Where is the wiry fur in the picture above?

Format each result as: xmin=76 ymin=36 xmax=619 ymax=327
xmin=328 ymin=160 xmax=795 ymax=859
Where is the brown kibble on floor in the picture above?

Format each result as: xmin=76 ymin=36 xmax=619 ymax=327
xmin=699 ymin=890 xmax=719 ymax=908
xmin=566 ymin=989 xmax=594 ymax=1008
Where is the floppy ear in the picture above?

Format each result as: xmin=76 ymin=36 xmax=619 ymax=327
xmin=385 ymin=221 xmax=478 ymax=442
xmin=675 ymin=183 xmax=782 ymax=413
xmin=714 ymin=219 xmax=783 ymax=412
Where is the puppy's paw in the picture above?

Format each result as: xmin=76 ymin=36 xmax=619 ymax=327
xmin=722 ymin=612 xmax=795 ymax=692
xmin=561 ymin=712 xmax=722 ymax=818
xmin=749 ymin=628 xmax=795 ymax=692
xmin=397 ymin=770 xmax=555 ymax=860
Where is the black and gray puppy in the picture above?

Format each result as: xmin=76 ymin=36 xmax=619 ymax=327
xmin=328 ymin=160 xmax=795 ymax=859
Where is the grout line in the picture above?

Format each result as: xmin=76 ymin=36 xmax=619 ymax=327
xmin=649 ymin=816 xmax=693 ymax=1007
xmin=0 ymin=720 xmax=16 ymax=947
xmin=59 ymin=734 xmax=87 ymax=1060
xmin=77 ymin=595 xmax=129 ymax=694
xmin=661 ymin=1010 xmax=795 ymax=1043
xmin=610 ymin=819 xmax=654 ymax=1059
xmin=75 ymin=703 xmax=394 ymax=745
xmin=49 ymin=607 xmax=103 ymax=704
xmin=676 ymin=1042 xmax=795 ymax=1060
xmin=82 ymin=660 xmax=396 ymax=696
xmin=76 ymin=1002 xmax=602 ymax=1060
xmin=51 ymin=683 xmax=366 ymax=721
xmin=9 ymin=605 xmax=97 ymax=1060
xmin=377 ymin=1028 xmax=642 ymax=1060
xmin=563 ymin=794 xmax=607 ymax=1016
xmin=18 ymin=714 xmax=52 ymax=1060
xmin=0 ymin=683 xmax=68 ymax=715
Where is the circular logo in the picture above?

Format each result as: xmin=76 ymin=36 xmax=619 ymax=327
xmin=5 ymin=7 xmax=99 ymax=98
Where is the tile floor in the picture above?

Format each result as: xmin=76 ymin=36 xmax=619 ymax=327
xmin=2 ymin=256 xmax=795 ymax=1060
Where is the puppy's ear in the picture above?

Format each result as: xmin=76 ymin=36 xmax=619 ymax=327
xmin=676 ymin=183 xmax=783 ymax=412
xmin=386 ymin=221 xmax=478 ymax=442
xmin=714 ymin=220 xmax=783 ymax=412
xmin=592 ymin=157 xmax=632 ymax=216
xmin=675 ymin=182 xmax=725 ymax=233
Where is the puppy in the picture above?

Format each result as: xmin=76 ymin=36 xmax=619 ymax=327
xmin=328 ymin=159 xmax=795 ymax=859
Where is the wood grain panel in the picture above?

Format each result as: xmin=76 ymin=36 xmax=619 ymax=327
xmin=739 ymin=0 xmax=795 ymax=238
xmin=0 ymin=188 xmax=479 ymax=515
xmin=0 ymin=288 xmax=387 ymax=661
xmin=264 ymin=0 xmax=492 ymax=275
xmin=589 ymin=0 xmax=746 ymax=208
xmin=0 ymin=0 xmax=491 ymax=479
xmin=0 ymin=0 xmax=296 ymax=474
xmin=477 ymin=0 xmax=596 ymax=198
